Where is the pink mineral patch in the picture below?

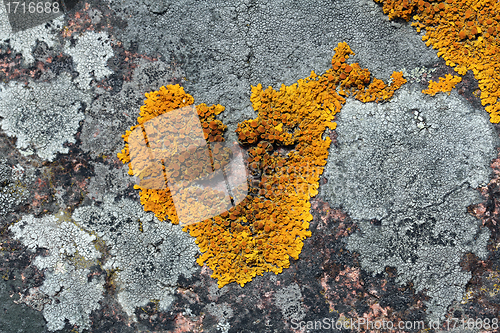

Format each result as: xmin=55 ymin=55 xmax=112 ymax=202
xmin=172 ymin=313 xmax=204 ymax=333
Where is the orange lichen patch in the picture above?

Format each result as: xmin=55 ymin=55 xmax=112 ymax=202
xmin=352 ymin=72 xmax=407 ymax=102
xmin=236 ymin=117 xmax=293 ymax=145
xmin=325 ymin=43 xmax=406 ymax=103
xmin=117 ymin=85 xmax=230 ymax=223
xmin=376 ymin=0 xmax=417 ymax=20
xmin=422 ymin=74 xmax=462 ymax=96
xmin=118 ymin=43 xmax=406 ymax=288
xmin=373 ymin=0 xmax=500 ymax=123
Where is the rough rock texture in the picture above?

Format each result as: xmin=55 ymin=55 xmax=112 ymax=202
xmin=321 ymin=85 xmax=498 ymax=320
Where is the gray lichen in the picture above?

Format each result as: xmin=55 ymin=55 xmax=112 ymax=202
xmin=206 ymin=302 xmax=233 ymax=333
xmin=0 ymin=74 xmax=91 ymax=161
xmin=9 ymin=212 xmax=101 ymax=270
xmin=0 ymin=159 xmax=28 ymax=219
xmin=72 ymin=196 xmax=199 ymax=320
xmin=274 ymin=283 xmax=306 ymax=322
xmin=323 ymin=86 xmax=497 ymax=220
xmin=346 ymin=185 xmax=491 ymax=319
xmin=130 ymin=57 xmax=184 ymax=92
xmin=64 ymin=31 xmax=114 ymax=89
xmin=0 ymin=159 xmax=10 ymax=183
xmin=86 ymin=160 xmax=132 ymax=202
xmin=321 ymin=85 xmax=497 ymax=320
xmin=206 ymin=302 xmax=233 ymax=322
xmin=0 ymin=181 xmax=26 ymax=217
xmin=80 ymin=58 xmax=183 ymax=157
xmin=34 ymin=264 xmax=104 ymax=332
xmin=9 ymin=213 xmax=104 ymax=332
xmin=400 ymin=66 xmax=437 ymax=83
xmin=9 ymin=193 xmax=199 ymax=328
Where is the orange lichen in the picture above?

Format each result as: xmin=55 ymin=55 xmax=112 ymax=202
xmin=117 ymin=85 xmax=229 ymax=223
xmin=422 ymin=74 xmax=462 ymax=96
xmin=373 ymin=0 xmax=500 ymax=122
xmin=118 ymin=43 xmax=406 ymax=288
xmin=326 ymin=43 xmax=406 ymax=103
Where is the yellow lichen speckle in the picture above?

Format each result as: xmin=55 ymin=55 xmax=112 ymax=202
xmin=118 ymin=43 xmax=406 ymax=288
xmin=422 ymin=74 xmax=462 ymax=96
xmin=374 ymin=0 xmax=500 ymax=122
